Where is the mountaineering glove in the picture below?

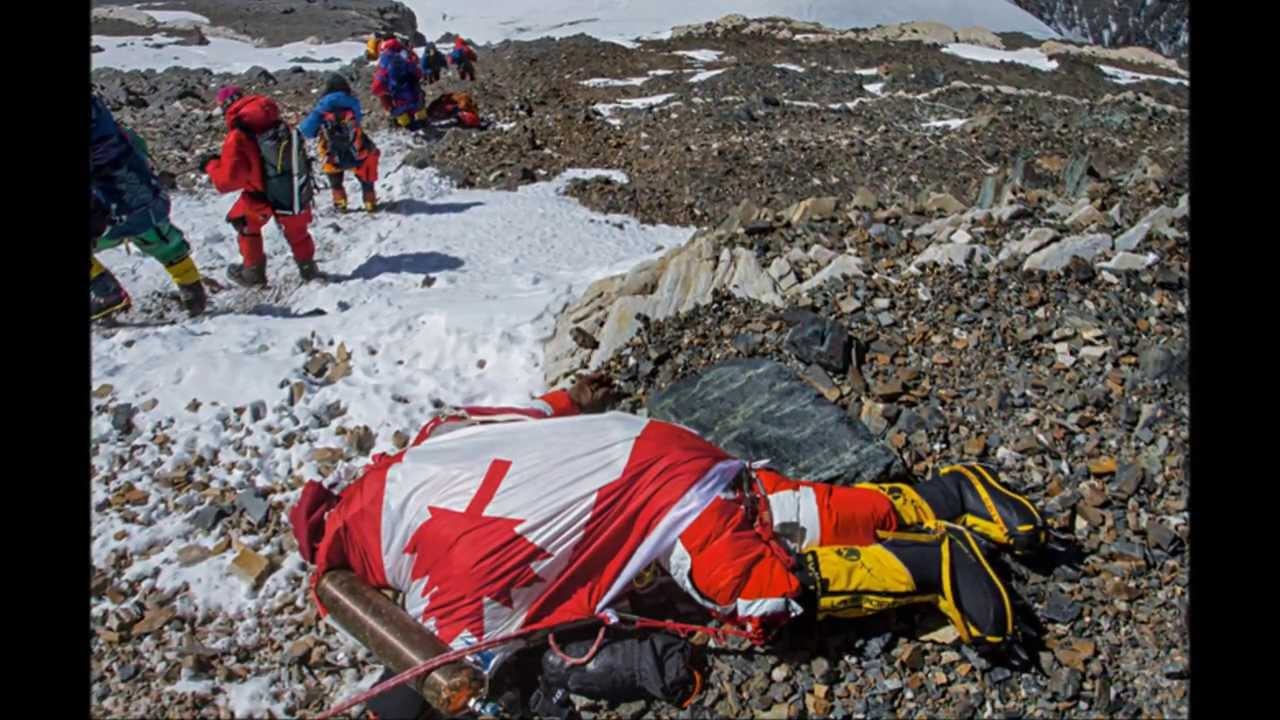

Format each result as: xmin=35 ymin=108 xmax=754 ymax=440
xmin=196 ymin=152 xmax=220 ymax=174
xmin=568 ymin=372 xmax=621 ymax=414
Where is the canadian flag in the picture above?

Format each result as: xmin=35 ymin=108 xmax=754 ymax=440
xmin=333 ymin=410 xmax=745 ymax=670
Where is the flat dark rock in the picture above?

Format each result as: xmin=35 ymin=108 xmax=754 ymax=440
xmin=648 ymin=359 xmax=905 ymax=485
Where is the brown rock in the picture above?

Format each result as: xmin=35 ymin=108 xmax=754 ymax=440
xmin=392 ymin=430 xmax=410 ymax=449
xmin=211 ymin=537 xmax=231 ymax=555
xmin=326 ymin=360 xmax=352 ymax=384
xmin=570 ymin=327 xmax=600 ymax=350
xmin=287 ymin=637 xmax=316 ymax=662
xmin=1089 ymin=457 xmax=1118 ymax=476
xmin=803 ymin=364 xmax=842 ymax=402
xmin=872 ymin=379 xmax=905 ymax=400
xmin=311 ymin=447 xmax=345 ymax=463
xmin=176 ymin=545 xmax=211 ymax=567
xmin=963 ymin=435 xmax=987 ymax=457
xmin=805 ymin=694 xmax=832 ymax=717
xmin=1055 ymin=646 xmax=1086 ymax=672
xmin=336 ymin=342 xmax=350 ymax=364
xmin=348 ymin=426 xmax=375 ymax=456
xmin=229 ymin=547 xmax=270 ymax=587
xmin=93 ymin=384 xmax=114 ymax=399
xmin=1077 ymin=501 xmax=1104 ymax=526
xmin=125 ymin=488 xmax=149 ymax=506
xmin=304 ymin=353 xmax=333 ymax=377
xmin=290 ymin=382 xmax=306 ymax=406
xmin=900 ymin=643 xmax=926 ymax=670
xmin=141 ymin=398 xmax=159 ymax=412
xmin=186 ymin=398 xmax=202 ymax=412
xmin=1081 ymin=482 xmax=1108 ymax=507
xmin=132 ymin=607 xmax=176 ymax=636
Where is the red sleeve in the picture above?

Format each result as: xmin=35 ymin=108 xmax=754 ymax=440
xmin=536 ymin=389 xmax=580 ymax=418
xmin=370 ymin=69 xmax=387 ymax=97
xmin=205 ymin=130 xmax=255 ymax=193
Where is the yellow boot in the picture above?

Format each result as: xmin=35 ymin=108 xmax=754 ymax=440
xmin=164 ymin=255 xmax=207 ymax=317
xmin=796 ymin=524 xmax=1014 ymax=645
xmin=858 ymin=463 xmax=1046 ymax=556
xmin=90 ymin=256 xmax=131 ymax=321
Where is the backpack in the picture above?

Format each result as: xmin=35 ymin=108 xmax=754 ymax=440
xmin=453 ymin=92 xmax=478 ymax=116
xmin=386 ymin=52 xmax=417 ymax=98
xmin=319 ymin=110 xmax=362 ymax=170
xmin=255 ymin=122 xmax=315 ymax=215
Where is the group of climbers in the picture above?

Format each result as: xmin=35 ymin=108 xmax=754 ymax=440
xmin=368 ymin=33 xmax=479 ymax=130
xmin=89 ymin=32 xmax=482 ymax=321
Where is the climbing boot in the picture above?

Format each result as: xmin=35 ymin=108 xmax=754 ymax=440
xmin=164 ymin=255 xmax=207 ymax=317
xmin=90 ymin=258 xmax=131 ymax=321
xmin=916 ymin=463 xmax=1046 ymax=555
xmin=297 ymin=259 xmax=322 ymax=282
xmin=796 ymin=524 xmax=1014 ymax=645
xmin=226 ymin=262 xmax=267 ymax=288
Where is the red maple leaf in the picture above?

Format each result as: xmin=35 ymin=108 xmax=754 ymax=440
xmin=403 ymin=459 xmax=552 ymax=644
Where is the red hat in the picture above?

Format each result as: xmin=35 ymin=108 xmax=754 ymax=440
xmin=215 ymin=85 xmax=243 ymax=111
xmin=454 ymin=36 xmax=467 ymax=48
xmin=380 ymin=37 xmax=403 ymax=53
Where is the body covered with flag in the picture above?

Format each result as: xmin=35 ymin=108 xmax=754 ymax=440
xmin=291 ymin=386 xmax=1043 ymax=675
xmin=292 ymin=390 xmax=760 ymax=671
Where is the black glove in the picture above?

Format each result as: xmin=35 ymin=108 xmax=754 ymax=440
xmin=196 ymin=152 xmax=220 ymax=174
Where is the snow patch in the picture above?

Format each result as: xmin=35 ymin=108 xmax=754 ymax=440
xmin=225 ymin=676 xmax=289 ymax=719
xmin=854 ymin=67 xmax=881 ymax=76
xmin=673 ymin=49 xmax=724 ymax=63
xmin=592 ymin=93 xmax=679 ymax=121
xmin=922 ymin=118 xmax=968 ymax=130
xmin=1098 ymin=64 xmax=1189 ymax=86
xmin=942 ymin=43 xmax=1059 ymax=71
xmin=688 ymin=68 xmax=729 ymax=83
xmin=91 ymin=34 xmax=365 ymax=73
xmin=396 ymin=2 xmax=1055 ymax=45
xmin=774 ymin=63 xmax=807 ymax=72
xmin=864 ymin=82 xmax=886 ymax=96
xmin=133 ymin=6 xmax=210 ymax=24
xmin=581 ymin=76 xmax=651 ymax=87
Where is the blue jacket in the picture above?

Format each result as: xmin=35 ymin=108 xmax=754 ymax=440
xmin=299 ymin=92 xmax=364 ymax=139
xmin=90 ymin=96 xmax=170 ymax=240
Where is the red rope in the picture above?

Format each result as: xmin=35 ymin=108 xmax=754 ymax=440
xmin=547 ymin=624 xmax=608 ymax=667
xmin=315 ymin=622 xmax=554 ymax=720
xmin=615 ymin=612 xmax=765 ymax=646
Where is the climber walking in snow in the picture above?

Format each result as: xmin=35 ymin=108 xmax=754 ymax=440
xmin=300 ymin=74 xmax=382 ymax=214
xmin=371 ymin=37 xmax=429 ymax=130
xmin=91 ymin=94 xmax=207 ymax=321
xmin=199 ymin=87 xmax=322 ymax=287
